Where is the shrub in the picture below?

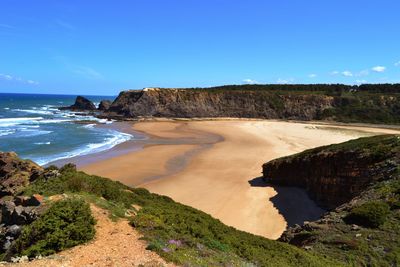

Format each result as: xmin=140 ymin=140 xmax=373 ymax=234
xmin=345 ymin=201 xmax=390 ymax=228
xmin=6 ymin=198 xmax=95 ymax=259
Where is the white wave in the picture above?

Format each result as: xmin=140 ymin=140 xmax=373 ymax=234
xmin=96 ymin=118 xmax=113 ymax=124
xmin=35 ymin=131 xmax=132 ymax=166
xmin=3 ymin=107 xmax=10 ymax=110
xmin=13 ymin=109 xmax=55 ymax=115
xmin=0 ymin=129 xmax=15 ymax=137
xmin=83 ymin=124 xmax=96 ymax=129
xmin=34 ymin=142 xmax=51 ymax=145
xmin=0 ymin=117 xmax=44 ymax=127
xmin=18 ymin=129 xmax=53 ymax=137
xmin=33 ymin=119 xmax=72 ymax=124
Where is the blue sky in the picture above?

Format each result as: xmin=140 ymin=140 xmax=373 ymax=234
xmin=1 ymin=0 xmax=400 ymax=95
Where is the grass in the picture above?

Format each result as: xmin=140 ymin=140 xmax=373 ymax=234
xmin=21 ymin=164 xmax=341 ymax=266
xmin=344 ymin=201 xmax=391 ymax=228
xmin=310 ymin=178 xmax=400 ymax=267
xmin=268 ymin=134 xmax=400 ymax=164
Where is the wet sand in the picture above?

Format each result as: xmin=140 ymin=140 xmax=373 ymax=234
xmin=80 ymin=120 xmax=400 ymax=239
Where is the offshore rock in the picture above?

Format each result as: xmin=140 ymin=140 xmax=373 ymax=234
xmin=98 ymin=100 xmax=112 ymax=111
xmin=60 ymin=96 xmax=96 ymax=111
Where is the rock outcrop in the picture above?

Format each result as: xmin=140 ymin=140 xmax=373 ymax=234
xmin=98 ymin=100 xmax=112 ymax=111
xmin=106 ymin=88 xmax=335 ymax=120
xmin=0 ymin=195 xmax=43 ymax=252
xmin=262 ymin=135 xmax=400 ymax=209
xmin=60 ymin=96 xmax=96 ymax=111
xmin=0 ymin=152 xmax=43 ymax=197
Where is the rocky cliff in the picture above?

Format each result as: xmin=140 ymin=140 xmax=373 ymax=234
xmin=269 ymin=135 xmax=400 ymax=265
xmin=107 ymin=88 xmax=335 ymax=120
xmin=104 ymin=84 xmax=400 ymax=123
xmin=0 ymin=152 xmax=43 ymax=197
xmin=262 ymin=135 xmax=400 ymax=209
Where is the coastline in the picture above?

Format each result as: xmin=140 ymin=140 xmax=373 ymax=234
xmin=78 ymin=119 xmax=400 ymax=239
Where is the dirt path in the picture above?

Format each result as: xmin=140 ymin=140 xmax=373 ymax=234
xmin=4 ymin=205 xmax=174 ymax=267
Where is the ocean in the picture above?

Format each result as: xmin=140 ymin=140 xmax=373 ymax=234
xmin=0 ymin=93 xmax=132 ymax=166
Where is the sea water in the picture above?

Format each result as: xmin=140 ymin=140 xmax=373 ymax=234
xmin=0 ymin=93 xmax=132 ymax=166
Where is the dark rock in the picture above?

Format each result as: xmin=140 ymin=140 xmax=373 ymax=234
xmin=25 ymin=194 xmax=43 ymax=207
xmin=13 ymin=195 xmax=42 ymax=207
xmin=1 ymin=201 xmax=38 ymax=225
xmin=42 ymin=169 xmax=61 ymax=180
xmin=98 ymin=100 xmax=112 ymax=111
xmin=0 ymin=152 xmax=43 ymax=197
xmin=6 ymin=225 xmax=21 ymax=237
xmin=60 ymin=96 xmax=96 ymax=111
xmin=13 ymin=196 xmax=28 ymax=206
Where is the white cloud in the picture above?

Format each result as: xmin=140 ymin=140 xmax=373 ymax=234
xmin=242 ymin=79 xmax=259 ymax=84
xmin=341 ymin=71 xmax=353 ymax=77
xmin=356 ymin=70 xmax=369 ymax=77
xmin=0 ymin=74 xmax=13 ymax=80
xmin=308 ymin=74 xmax=317 ymax=78
xmin=330 ymin=71 xmax=339 ymax=76
xmin=355 ymin=79 xmax=367 ymax=84
xmin=27 ymin=80 xmax=39 ymax=85
xmin=371 ymin=66 xmax=386 ymax=72
xmin=0 ymin=24 xmax=15 ymax=29
xmin=276 ymin=78 xmax=294 ymax=84
xmin=55 ymin=20 xmax=75 ymax=31
xmin=0 ymin=73 xmax=39 ymax=85
xmin=73 ymin=66 xmax=102 ymax=79
xmin=395 ymin=61 xmax=400 ymax=67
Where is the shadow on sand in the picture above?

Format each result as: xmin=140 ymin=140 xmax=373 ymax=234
xmin=248 ymin=177 xmax=325 ymax=227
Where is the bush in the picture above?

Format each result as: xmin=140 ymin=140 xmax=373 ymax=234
xmin=345 ymin=201 xmax=390 ymax=228
xmin=6 ymin=198 xmax=95 ymax=259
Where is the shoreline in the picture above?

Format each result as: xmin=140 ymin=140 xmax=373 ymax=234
xmin=78 ymin=119 xmax=400 ymax=239
xmin=53 ymin=117 xmax=400 ymax=168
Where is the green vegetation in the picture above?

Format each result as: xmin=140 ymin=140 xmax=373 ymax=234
xmin=307 ymin=178 xmax=400 ymax=267
xmin=21 ymin=164 xmax=340 ymax=266
xmin=266 ymin=135 xmax=400 ymax=267
xmin=344 ymin=201 xmax=391 ymax=228
xmin=7 ymin=198 xmax=95 ymax=259
xmin=275 ymin=134 xmax=400 ymax=163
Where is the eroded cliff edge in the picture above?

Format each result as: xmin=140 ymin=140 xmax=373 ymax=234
xmin=107 ymin=87 xmax=334 ymax=120
xmin=262 ymin=135 xmax=400 ymax=209
xmin=104 ymin=84 xmax=400 ymax=124
xmin=262 ymin=135 xmax=400 ymax=266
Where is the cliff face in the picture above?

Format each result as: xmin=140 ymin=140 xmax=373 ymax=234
xmin=262 ymin=135 xmax=400 ymax=209
xmin=107 ymin=88 xmax=335 ymax=120
xmin=0 ymin=152 xmax=43 ymax=197
xmin=272 ymin=135 xmax=400 ymax=265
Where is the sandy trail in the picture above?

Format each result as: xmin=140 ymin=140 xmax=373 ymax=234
xmin=81 ymin=120 xmax=400 ymax=239
xmin=7 ymin=204 xmax=174 ymax=267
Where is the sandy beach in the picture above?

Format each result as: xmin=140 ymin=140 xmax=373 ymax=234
xmin=81 ymin=120 xmax=400 ymax=239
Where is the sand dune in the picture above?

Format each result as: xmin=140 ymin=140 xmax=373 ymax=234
xmin=81 ymin=120 xmax=400 ymax=239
